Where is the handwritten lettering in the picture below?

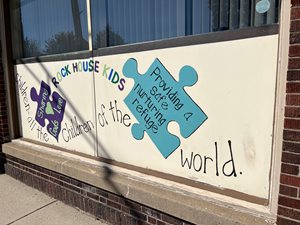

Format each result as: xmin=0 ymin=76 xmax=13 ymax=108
xmin=181 ymin=141 xmax=241 ymax=177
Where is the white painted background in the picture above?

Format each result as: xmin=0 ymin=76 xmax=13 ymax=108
xmin=15 ymin=60 xmax=97 ymax=155
xmin=15 ymin=34 xmax=279 ymax=199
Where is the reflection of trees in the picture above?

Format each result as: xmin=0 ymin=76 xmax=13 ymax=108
xmin=71 ymin=0 xmax=84 ymax=45
xmin=93 ymin=26 xmax=125 ymax=48
xmin=23 ymin=28 xmax=124 ymax=57
xmin=43 ymin=0 xmax=88 ymax=54
xmin=24 ymin=28 xmax=122 ymax=56
xmin=44 ymin=31 xmax=88 ymax=55
xmin=23 ymin=37 xmax=41 ymax=57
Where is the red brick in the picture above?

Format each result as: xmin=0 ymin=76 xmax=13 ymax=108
xmin=280 ymin=185 xmax=298 ymax=197
xmin=285 ymin=118 xmax=300 ymax=130
xmin=291 ymin=20 xmax=300 ymax=33
xmin=161 ymin=214 xmax=183 ymax=225
xmin=118 ymin=197 xmax=126 ymax=205
xmin=100 ymin=197 xmax=107 ymax=204
xmin=292 ymin=0 xmax=300 ymax=7
xmin=281 ymin=174 xmax=300 ymax=187
xmin=87 ymin=192 xmax=99 ymax=201
xmin=116 ymin=211 xmax=123 ymax=224
xmin=286 ymin=95 xmax=300 ymax=106
xmin=125 ymin=215 xmax=136 ymax=225
xmin=285 ymin=107 xmax=300 ymax=118
xmin=130 ymin=210 xmax=147 ymax=221
xmin=283 ymin=130 xmax=300 ymax=142
xmin=290 ymin=45 xmax=300 ymax=57
xmin=288 ymin=70 xmax=300 ymax=81
xmin=281 ymin=163 xmax=300 ymax=175
xmin=125 ymin=201 xmax=142 ymax=211
xmin=292 ymin=7 xmax=300 ymax=20
xmin=121 ymin=206 xmax=130 ymax=214
xmin=107 ymin=200 xmax=121 ymax=210
xmin=107 ymin=208 xmax=117 ymax=225
xmin=119 ymin=214 xmax=127 ymax=225
xmin=283 ymin=141 xmax=296 ymax=153
xmin=148 ymin=216 xmax=157 ymax=224
xmin=277 ymin=216 xmax=300 ymax=225
xmin=108 ymin=194 xmax=120 ymax=202
xmin=287 ymin=83 xmax=300 ymax=93
xmin=279 ymin=196 xmax=300 ymax=210
xmin=289 ymin=58 xmax=300 ymax=70
xmin=136 ymin=220 xmax=149 ymax=225
xmin=282 ymin=152 xmax=300 ymax=164
xmin=278 ymin=206 xmax=300 ymax=221
xmin=95 ymin=189 xmax=108 ymax=198
xmin=157 ymin=221 xmax=166 ymax=225
xmin=142 ymin=207 xmax=162 ymax=220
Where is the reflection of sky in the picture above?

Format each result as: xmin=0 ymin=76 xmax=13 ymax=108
xmin=91 ymin=0 xmax=106 ymax=41
xmin=21 ymin=0 xmax=88 ymax=51
xmin=91 ymin=0 xmax=211 ymax=46
xmin=19 ymin=0 xmax=279 ymax=50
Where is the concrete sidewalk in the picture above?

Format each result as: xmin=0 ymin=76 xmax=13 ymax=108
xmin=0 ymin=174 xmax=108 ymax=225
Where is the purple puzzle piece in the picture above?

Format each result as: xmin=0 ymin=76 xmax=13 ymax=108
xmin=30 ymin=81 xmax=66 ymax=141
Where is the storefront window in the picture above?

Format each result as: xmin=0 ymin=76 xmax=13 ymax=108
xmin=91 ymin=0 xmax=280 ymax=49
xmin=10 ymin=0 xmax=280 ymax=58
xmin=10 ymin=0 xmax=89 ymax=58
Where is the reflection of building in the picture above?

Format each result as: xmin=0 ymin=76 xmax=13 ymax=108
xmin=0 ymin=1 xmax=298 ymax=225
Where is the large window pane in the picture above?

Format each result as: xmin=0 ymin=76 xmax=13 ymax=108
xmin=10 ymin=0 xmax=280 ymax=57
xmin=10 ymin=0 xmax=89 ymax=58
xmin=91 ymin=0 xmax=279 ymax=49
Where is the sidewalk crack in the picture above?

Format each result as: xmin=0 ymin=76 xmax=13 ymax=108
xmin=6 ymin=200 xmax=58 ymax=225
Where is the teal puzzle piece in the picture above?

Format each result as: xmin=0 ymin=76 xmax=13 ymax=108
xmin=123 ymin=58 xmax=207 ymax=158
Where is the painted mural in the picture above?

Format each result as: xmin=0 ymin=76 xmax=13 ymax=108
xmin=31 ymin=81 xmax=66 ymax=141
xmin=123 ymin=58 xmax=207 ymax=158
xmin=15 ymin=34 xmax=279 ymax=200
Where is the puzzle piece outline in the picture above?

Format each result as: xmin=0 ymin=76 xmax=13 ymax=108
xmin=123 ymin=58 xmax=208 ymax=159
xmin=30 ymin=81 xmax=66 ymax=141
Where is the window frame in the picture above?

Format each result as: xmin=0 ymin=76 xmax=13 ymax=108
xmin=9 ymin=0 xmax=281 ymax=62
xmin=14 ymin=24 xmax=278 ymax=64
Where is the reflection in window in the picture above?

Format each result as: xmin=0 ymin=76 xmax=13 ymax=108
xmin=10 ymin=0 xmax=89 ymax=58
xmin=10 ymin=0 xmax=280 ymax=58
xmin=91 ymin=0 xmax=279 ymax=49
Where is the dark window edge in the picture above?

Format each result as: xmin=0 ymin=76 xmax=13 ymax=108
xmin=94 ymin=24 xmax=279 ymax=57
xmin=15 ymin=50 xmax=92 ymax=65
xmin=15 ymin=24 xmax=278 ymax=65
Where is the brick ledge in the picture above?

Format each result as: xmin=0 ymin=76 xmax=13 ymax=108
xmin=2 ymin=140 xmax=276 ymax=225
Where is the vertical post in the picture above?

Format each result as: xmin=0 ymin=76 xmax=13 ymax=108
xmin=240 ymin=0 xmax=251 ymax=28
xmin=0 ymin=0 xmax=20 ymax=142
xmin=276 ymin=1 xmax=300 ymax=224
xmin=86 ymin=0 xmax=93 ymax=50
xmin=229 ymin=0 xmax=239 ymax=30
xmin=270 ymin=0 xmax=290 ymax=216
xmin=210 ymin=0 xmax=220 ymax=31
xmin=71 ymin=0 xmax=84 ymax=50
xmin=86 ymin=0 xmax=97 ymax=156
xmin=185 ymin=0 xmax=193 ymax=35
xmin=219 ymin=0 xmax=229 ymax=30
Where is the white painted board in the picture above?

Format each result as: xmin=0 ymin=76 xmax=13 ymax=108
xmin=15 ymin=59 xmax=97 ymax=156
xmin=15 ymin=34 xmax=279 ymax=199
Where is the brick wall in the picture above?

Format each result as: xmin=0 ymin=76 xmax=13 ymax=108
xmin=0 ymin=39 xmax=10 ymax=174
xmin=0 ymin=153 xmax=193 ymax=225
xmin=0 ymin=40 xmax=9 ymax=147
xmin=277 ymin=1 xmax=300 ymax=225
